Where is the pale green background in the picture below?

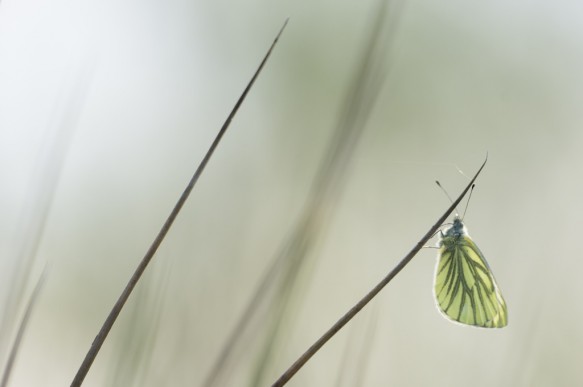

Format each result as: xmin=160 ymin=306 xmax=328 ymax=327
xmin=0 ymin=0 xmax=581 ymax=386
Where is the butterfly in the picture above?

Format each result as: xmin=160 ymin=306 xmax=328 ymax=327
xmin=434 ymin=216 xmax=508 ymax=328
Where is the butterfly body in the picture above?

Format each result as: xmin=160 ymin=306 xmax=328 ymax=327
xmin=434 ymin=217 xmax=507 ymax=328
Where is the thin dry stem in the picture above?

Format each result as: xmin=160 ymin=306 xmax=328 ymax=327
xmin=70 ymin=19 xmax=288 ymax=387
xmin=271 ymin=156 xmax=488 ymax=386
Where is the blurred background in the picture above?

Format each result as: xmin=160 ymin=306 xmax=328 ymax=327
xmin=0 ymin=0 xmax=582 ymax=386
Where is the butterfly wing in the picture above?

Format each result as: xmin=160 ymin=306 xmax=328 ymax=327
xmin=434 ymin=234 xmax=507 ymax=328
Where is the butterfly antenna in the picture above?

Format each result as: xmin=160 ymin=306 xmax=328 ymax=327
xmin=461 ymin=184 xmax=475 ymax=220
xmin=435 ymin=180 xmax=459 ymax=217
xmin=455 ymin=165 xmax=470 ymax=180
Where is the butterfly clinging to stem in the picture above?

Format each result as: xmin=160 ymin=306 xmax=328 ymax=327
xmin=433 ymin=182 xmax=507 ymax=328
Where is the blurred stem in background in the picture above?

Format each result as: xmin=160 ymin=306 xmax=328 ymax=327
xmin=0 ymin=63 xmax=95 ymax=378
xmin=0 ymin=267 xmax=48 ymax=387
xmin=202 ymin=1 xmax=404 ymax=385
xmin=334 ymin=305 xmax=380 ymax=387
xmin=107 ymin=262 xmax=172 ymax=387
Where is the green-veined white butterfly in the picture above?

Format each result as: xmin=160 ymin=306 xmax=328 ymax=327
xmin=434 ymin=187 xmax=507 ymax=328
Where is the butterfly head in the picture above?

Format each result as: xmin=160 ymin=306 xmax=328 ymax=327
xmin=443 ymin=216 xmax=467 ymax=239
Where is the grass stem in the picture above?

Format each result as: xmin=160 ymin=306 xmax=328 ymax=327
xmin=271 ymin=155 xmax=488 ymax=386
xmin=69 ymin=19 xmax=288 ymax=387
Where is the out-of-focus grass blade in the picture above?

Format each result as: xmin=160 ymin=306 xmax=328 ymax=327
xmin=202 ymin=2 xmax=404 ymax=386
xmin=0 ymin=61 xmax=94 ymax=363
xmin=334 ymin=306 xmax=379 ymax=387
xmin=0 ymin=267 xmax=48 ymax=387
xmin=249 ymin=1 xmax=405 ymax=384
xmin=107 ymin=262 xmax=171 ymax=387
xmin=69 ymin=19 xmax=288 ymax=387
